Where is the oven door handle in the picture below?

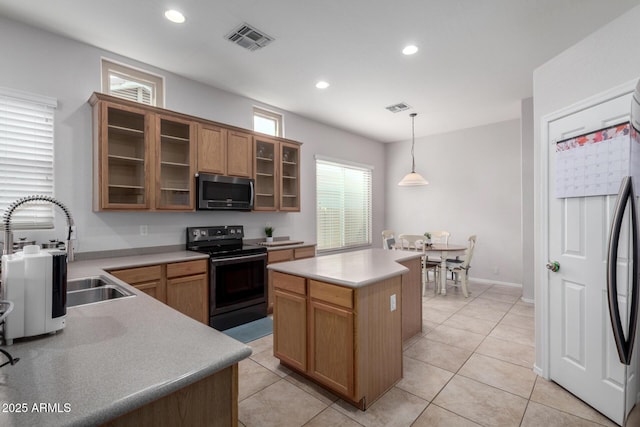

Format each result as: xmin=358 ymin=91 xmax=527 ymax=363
xmin=210 ymin=253 xmax=266 ymax=264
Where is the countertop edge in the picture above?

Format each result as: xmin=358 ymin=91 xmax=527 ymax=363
xmin=268 ymin=264 xmax=409 ymax=287
xmin=263 ymin=242 xmax=316 ymax=251
xmin=83 ymin=346 xmax=252 ymax=426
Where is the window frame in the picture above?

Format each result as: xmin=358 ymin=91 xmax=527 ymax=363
xmin=0 ymin=87 xmax=57 ymax=230
xmin=315 ymin=155 xmax=373 ymax=253
xmin=101 ymin=58 xmax=165 ymax=107
xmin=253 ymin=106 xmax=283 ymax=137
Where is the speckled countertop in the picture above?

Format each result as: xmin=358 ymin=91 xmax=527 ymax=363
xmin=0 ymin=251 xmax=252 ymax=427
xmin=267 ymin=248 xmax=422 ymax=287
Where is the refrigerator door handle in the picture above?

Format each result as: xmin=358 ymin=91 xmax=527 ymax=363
xmin=607 ymin=176 xmax=640 ymax=365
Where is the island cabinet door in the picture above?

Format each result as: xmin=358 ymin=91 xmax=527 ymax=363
xmin=307 ymin=298 xmax=355 ymax=399
xmin=273 ymin=289 xmax=307 ymax=371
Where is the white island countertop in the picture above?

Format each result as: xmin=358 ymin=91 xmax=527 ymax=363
xmin=267 ymin=248 xmax=422 ymax=288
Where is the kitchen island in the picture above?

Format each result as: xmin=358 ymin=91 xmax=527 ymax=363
xmin=0 ymin=251 xmax=251 ymax=427
xmin=268 ymin=248 xmax=422 ymax=410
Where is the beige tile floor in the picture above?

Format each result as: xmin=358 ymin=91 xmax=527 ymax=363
xmin=238 ymin=281 xmax=617 ymax=427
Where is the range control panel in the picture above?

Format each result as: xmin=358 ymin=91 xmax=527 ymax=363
xmin=187 ymin=225 xmax=244 ymax=244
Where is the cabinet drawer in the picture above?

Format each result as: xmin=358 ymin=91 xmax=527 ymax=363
xmin=268 ymin=249 xmax=294 ymax=263
xmin=310 ymin=280 xmax=353 ymax=309
xmin=273 ymin=272 xmax=306 ymax=295
xmin=110 ymin=265 xmax=162 ymax=284
xmin=294 ymin=246 xmax=316 ymax=259
xmin=167 ymin=259 xmax=208 ymax=278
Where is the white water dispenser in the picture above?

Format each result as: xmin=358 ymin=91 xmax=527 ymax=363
xmin=1 ymin=245 xmax=67 ymax=344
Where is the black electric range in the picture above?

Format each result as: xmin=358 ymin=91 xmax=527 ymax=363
xmin=186 ymin=226 xmax=267 ymax=330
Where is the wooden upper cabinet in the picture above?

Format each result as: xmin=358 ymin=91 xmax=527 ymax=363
xmin=197 ymin=123 xmax=227 ymax=175
xmin=279 ymin=141 xmax=300 ymax=212
xmin=254 ymin=136 xmax=278 ymax=211
xmin=197 ymin=125 xmax=252 ymax=178
xmin=227 ymin=130 xmax=253 ymax=178
xmin=90 ymin=92 xmax=300 ymax=212
xmin=90 ymin=93 xmax=195 ymax=211
xmin=254 ymin=136 xmax=301 ymax=211
xmin=156 ymin=114 xmax=196 ymax=210
xmin=93 ymin=99 xmax=152 ymax=210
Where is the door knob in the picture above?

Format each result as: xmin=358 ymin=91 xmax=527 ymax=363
xmin=546 ymin=261 xmax=560 ymax=272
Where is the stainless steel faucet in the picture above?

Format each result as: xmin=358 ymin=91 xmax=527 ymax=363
xmin=2 ymin=195 xmax=75 ymax=262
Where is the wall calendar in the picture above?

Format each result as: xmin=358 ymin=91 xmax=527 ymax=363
xmin=555 ymin=122 xmax=640 ymax=198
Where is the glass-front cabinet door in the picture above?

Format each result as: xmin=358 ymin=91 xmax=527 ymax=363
xmin=101 ymin=102 xmax=151 ymax=209
xmin=156 ymin=114 xmax=195 ymax=210
xmin=280 ymin=142 xmax=300 ymax=211
xmin=254 ymin=136 xmax=278 ymax=211
xmin=253 ymin=136 xmax=301 ymax=211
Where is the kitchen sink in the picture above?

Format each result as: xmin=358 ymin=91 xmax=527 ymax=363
xmin=67 ymin=276 xmax=135 ymax=307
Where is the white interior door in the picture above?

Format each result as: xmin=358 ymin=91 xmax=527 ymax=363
xmin=547 ymin=92 xmax=636 ymax=426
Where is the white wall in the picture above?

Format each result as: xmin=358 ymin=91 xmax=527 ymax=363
xmin=533 ymin=4 xmax=640 ymax=373
xmin=385 ymin=119 xmax=523 ymax=285
xmin=0 ymin=16 xmax=386 ymax=253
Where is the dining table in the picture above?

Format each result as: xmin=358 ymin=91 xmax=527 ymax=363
xmin=422 ymin=243 xmax=467 ymax=295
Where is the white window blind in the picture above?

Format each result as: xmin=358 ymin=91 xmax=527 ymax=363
xmin=0 ymin=88 xmax=56 ymax=229
xmin=316 ymin=157 xmax=372 ymax=252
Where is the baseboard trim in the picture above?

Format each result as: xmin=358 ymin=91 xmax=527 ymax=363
xmin=470 ymin=277 xmax=523 ymax=288
xmin=533 ymin=363 xmax=544 ymax=377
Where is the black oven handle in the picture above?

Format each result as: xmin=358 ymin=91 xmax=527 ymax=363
xmin=210 ymin=253 xmax=266 ymax=264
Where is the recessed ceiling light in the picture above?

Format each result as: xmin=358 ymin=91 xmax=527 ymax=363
xmin=315 ymin=81 xmax=330 ymax=89
xmin=402 ymin=45 xmax=418 ymax=55
xmin=164 ymin=9 xmax=186 ymax=24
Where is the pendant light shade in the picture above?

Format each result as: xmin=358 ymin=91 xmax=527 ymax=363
xmin=398 ymin=113 xmax=428 ymax=186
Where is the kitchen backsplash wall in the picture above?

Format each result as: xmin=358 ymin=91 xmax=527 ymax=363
xmin=0 ymin=15 xmax=386 ymax=253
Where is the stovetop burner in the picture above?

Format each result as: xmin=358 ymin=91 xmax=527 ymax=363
xmin=186 ymin=226 xmax=267 ymax=258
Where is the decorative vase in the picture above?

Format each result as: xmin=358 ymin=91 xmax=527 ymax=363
xmin=266 ymin=237 xmax=273 ymax=243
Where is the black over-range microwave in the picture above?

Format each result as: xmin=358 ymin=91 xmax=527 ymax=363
xmin=196 ymin=173 xmax=254 ymax=211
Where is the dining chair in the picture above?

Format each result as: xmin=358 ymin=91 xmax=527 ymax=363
xmin=381 ymin=230 xmax=395 ymax=249
xmin=443 ymin=235 xmax=476 ymax=297
xmin=424 ymin=230 xmax=450 ymax=284
xmin=396 ymin=234 xmax=424 ymax=250
xmin=430 ymin=231 xmax=450 ymax=244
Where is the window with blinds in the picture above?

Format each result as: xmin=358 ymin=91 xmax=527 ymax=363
xmin=0 ymin=88 xmax=57 ymax=229
xmin=101 ymin=59 xmax=164 ymax=107
xmin=316 ymin=157 xmax=372 ymax=252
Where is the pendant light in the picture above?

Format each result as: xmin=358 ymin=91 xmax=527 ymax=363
xmin=398 ymin=113 xmax=428 ymax=186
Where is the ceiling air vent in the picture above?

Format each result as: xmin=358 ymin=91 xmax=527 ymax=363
xmin=225 ymin=23 xmax=274 ymax=51
xmin=385 ymin=102 xmax=411 ymax=113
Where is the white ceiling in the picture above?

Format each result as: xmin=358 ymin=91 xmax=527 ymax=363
xmin=1 ymin=0 xmax=639 ymax=142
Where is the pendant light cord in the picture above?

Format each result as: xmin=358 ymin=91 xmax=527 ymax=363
xmin=410 ymin=113 xmax=417 ymax=173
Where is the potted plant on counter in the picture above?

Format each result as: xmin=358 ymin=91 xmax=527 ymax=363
xmin=265 ymin=226 xmax=274 ymax=243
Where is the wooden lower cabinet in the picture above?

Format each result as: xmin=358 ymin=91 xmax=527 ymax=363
xmin=109 ymin=259 xmax=209 ymax=324
xmin=273 ymin=289 xmax=307 ymax=371
xmin=272 ymin=271 xmax=402 ymax=409
xmin=399 ymin=257 xmax=423 ymax=342
xmin=308 ymin=299 xmax=354 ymax=398
xmin=110 ymin=265 xmax=165 ymax=303
xmin=167 ymin=274 xmax=208 ymax=324
xmin=102 ymin=364 xmax=238 ymax=427
xmin=267 ymin=245 xmax=316 ymax=313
